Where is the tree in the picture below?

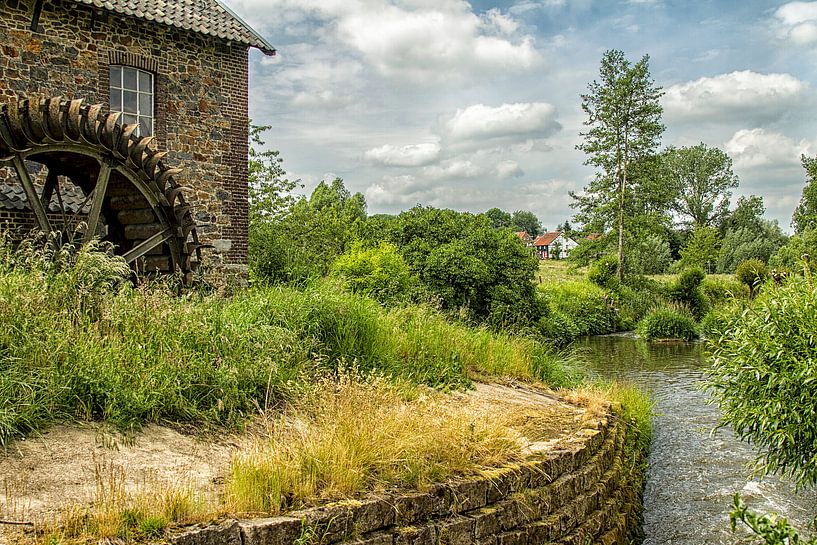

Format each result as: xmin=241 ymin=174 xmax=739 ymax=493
xmin=576 ymin=50 xmax=665 ymax=280
xmin=485 ymin=208 xmax=513 ymax=229
xmin=716 ymin=195 xmax=786 ymax=273
xmin=510 ymin=210 xmax=542 ymax=236
xmin=248 ymin=124 xmax=300 ymax=223
xmin=661 ymin=143 xmax=738 ymax=230
xmin=792 ymin=155 xmax=817 ymax=234
xmin=679 ymin=226 xmax=720 ymax=273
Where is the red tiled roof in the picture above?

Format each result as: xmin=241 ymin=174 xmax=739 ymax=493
xmin=533 ymin=231 xmax=561 ymax=246
xmin=515 ymin=231 xmax=529 ymax=239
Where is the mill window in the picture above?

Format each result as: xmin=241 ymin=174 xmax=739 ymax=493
xmin=109 ymin=65 xmax=154 ymax=137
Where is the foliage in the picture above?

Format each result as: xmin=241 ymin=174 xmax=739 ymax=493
xmin=735 ymin=258 xmax=769 ymax=295
xmin=330 ymin=242 xmax=416 ymax=306
xmin=708 ymin=274 xmax=817 ymax=487
xmin=668 ymin=266 xmax=708 ymax=319
xmin=624 ymin=231 xmax=672 ymax=275
xmin=661 ymin=143 xmax=738 ymax=229
xmin=730 ymin=493 xmax=816 ymax=544
xmin=636 ymin=306 xmax=698 ymax=341
xmin=717 ymin=196 xmax=786 ymax=273
xmin=575 ymin=49 xmax=664 ymax=279
xmin=0 ymin=236 xmax=587 ymax=444
xmin=568 ymin=235 xmax=611 ymax=267
xmin=374 ymin=206 xmax=544 ymax=327
xmin=770 ymin=226 xmax=817 ymax=273
xmin=679 ymin=226 xmax=720 ymax=273
xmin=793 ymin=155 xmax=817 ymax=234
xmin=538 ymin=281 xmax=618 ymax=343
xmin=510 ymin=210 xmax=542 ymax=236
xmin=717 ymin=225 xmax=786 ymax=274
xmin=587 ymin=254 xmax=620 ymax=291
xmin=485 ymin=207 xmax=513 ymax=229
xmin=250 ymin=178 xmax=366 ymax=284
xmin=247 ymin=124 xmax=300 ymax=223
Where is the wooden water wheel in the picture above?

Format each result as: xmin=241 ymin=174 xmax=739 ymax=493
xmin=0 ymin=96 xmax=205 ymax=276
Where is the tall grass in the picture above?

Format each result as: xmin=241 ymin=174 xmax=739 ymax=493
xmin=226 ymin=375 xmax=526 ymax=514
xmin=0 ymin=238 xmax=579 ymax=444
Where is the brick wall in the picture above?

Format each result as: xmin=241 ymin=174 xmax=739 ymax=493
xmin=0 ymin=0 xmax=251 ymax=268
xmin=171 ymin=415 xmax=647 ymax=545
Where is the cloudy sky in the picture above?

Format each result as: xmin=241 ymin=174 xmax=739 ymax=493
xmin=227 ymin=0 xmax=817 ymax=231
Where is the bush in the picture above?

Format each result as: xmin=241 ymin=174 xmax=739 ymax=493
xmin=700 ymin=276 xmax=749 ymax=306
xmin=668 ymin=267 xmax=709 ymax=319
xmin=708 ymin=275 xmax=817 ymax=487
xmin=587 ymin=254 xmax=620 ymax=291
xmin=330 ymin=242 xmax=416 ymax=305
xmin=538 ymin=281 xmax=618 ymax=343
xmin=735 ymin=258 xmax=769 ymax=295
xmin=636 ymin=307 xmax=699 ymax=341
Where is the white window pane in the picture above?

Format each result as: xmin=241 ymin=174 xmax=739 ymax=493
xmin=110 ymin=90 xmax=121 ymax=111
xmin=139 ymin=117 xmax=152 ymax=137
xmin=123 ymin=90 xmax=137 ymax=114
xmin=122 ymin=67 xmax=137 ymax=90
xmin=109 ymin=66 xmax=122 ymax=87
xmin=122 ymin=113 xmax=138 ymax=126
xmin=138 ymin=71 xmax=152 ymax=92
xmin=138 ymin=93 xmax=152 ymax=117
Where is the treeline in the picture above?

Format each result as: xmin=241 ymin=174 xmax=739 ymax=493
xmin=570 ymin=50 xmax=806 ymax=277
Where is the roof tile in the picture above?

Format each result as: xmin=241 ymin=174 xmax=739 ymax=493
xmin=71 ymin=0 xmax=276 ymax=55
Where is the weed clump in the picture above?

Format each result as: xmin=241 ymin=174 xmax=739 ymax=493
xmin=636 ymin=307 xmax=699 ymax=341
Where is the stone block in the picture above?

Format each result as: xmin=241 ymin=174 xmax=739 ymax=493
xmin=472 ymin=507 xmax=500 ymax=539
xmin=393 ymin=524 xmax=436 ymax=545
xmin=172 ymin=519 xmax=241 ymax=545
xmin=239 ymin=516 xmax=302 ymax=545
xmin=435 ymin=516 xmax=475 ymax=545
xmin=393 ymin=492 xmax=436 ymax=525
xmin=353 ymin=497 xmax=396 ymax=535
xmin=447 ymin=477 xmax=489 ymax=513
xmin=295 ymin=503 xmax=354 ymax=543
xmin=348 ymin=531 xmax=395 ymax=545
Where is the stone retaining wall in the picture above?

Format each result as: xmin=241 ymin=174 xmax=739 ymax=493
xmin=172 ymin=415 xmax=645 ymax=545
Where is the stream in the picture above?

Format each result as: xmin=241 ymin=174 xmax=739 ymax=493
xmin=579 ymin=334 xmax=817 ymax=544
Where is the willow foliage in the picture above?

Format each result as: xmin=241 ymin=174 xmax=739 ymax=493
xmin=708 ymin=274 xmax=817 ymax=487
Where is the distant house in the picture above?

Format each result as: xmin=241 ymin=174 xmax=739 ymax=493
xmin=515 ymin=231 xmax=533 ymax=246
xmin=533 ymin=231 xmax=578 ymax=259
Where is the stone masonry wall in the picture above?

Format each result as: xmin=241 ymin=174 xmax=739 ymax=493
xmin=0 ymin=0 xmax=250 ymax=268
xmin=171 ymin=415 xmax=645 ymax=545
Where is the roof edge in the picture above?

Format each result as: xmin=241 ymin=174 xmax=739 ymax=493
xmin=213 ymin=0 xmax=276 ymax=56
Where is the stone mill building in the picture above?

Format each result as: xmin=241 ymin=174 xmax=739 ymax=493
xmin=0 ymin=0 xmax=275 ymax=275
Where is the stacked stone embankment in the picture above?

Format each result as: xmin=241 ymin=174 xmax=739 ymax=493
xmin=173 ymin=414 xmax=644 ymax=545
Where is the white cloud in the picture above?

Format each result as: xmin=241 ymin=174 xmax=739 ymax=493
xmin=725 ymin=128 xmax=817 ymax=169
xmin=775 ymin=2 xmax=817 ymax=44
xmin=443 ymin=102 xmax=561 ymax=144
xmin=423 ymin=159 xmax=485 ymax=179
xmin=364 ymin=143 xmax=441 ymax=166
xmin=663 ymin=71 xmax=807 ymax=123
xmin=496 ymin=160 xmax=524 ymax=179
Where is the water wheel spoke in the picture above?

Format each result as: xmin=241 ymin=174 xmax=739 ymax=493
xmin=11 ymin=155 xmax=51 ymax=232
xmin=122 ymin=228 xmax=173 ymax=263
xmin=82 ymin=161 xmax=112 ymax=243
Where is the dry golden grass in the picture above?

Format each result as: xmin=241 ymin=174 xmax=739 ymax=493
xmin=31 ymin=463 xmax=218 ymax=544
xmin=225 ymin=376 xmax=529 ymax=515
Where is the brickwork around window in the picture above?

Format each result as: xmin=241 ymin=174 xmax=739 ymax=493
xmin=0 ymin=0 xmax=251 ymax=268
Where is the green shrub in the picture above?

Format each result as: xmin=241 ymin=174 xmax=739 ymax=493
xmin=636 ymin=307 xmax=699 ymax=341
xmin=538 ymin=280 xmax=618 ymax=343
xmin=708 ymin=274 xmax=817 ymax=487
xmin=668 ymin=267 xmax=709 ymax=319
xmin=700 ymin=276 xmax=749 ymax=306
xmin=330 ymin=242 xmax=416 ymax=305
xmin=735 ymin=258 xmax=769 ymax=295
xmin=587 ymin=254 xmax=620 ymax=291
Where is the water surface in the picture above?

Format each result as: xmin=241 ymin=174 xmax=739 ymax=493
xmin=579 ymin=334 xmax=816 ymax=544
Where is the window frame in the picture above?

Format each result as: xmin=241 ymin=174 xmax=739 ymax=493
xmin=109 ymin=65 xmax=155 ymax=137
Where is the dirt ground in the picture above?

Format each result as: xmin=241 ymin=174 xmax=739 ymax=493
xmin=0 ymin=382 xmax=596 ymax=539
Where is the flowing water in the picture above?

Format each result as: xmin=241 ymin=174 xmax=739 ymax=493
xmin=579 ymin=334 xmax=817 ymax=544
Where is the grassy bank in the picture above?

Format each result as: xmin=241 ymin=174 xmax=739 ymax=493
xmin=0 ymin=241 xmax=579 ymax=445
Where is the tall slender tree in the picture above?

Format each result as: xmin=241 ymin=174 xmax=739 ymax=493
xmin=576 ymin=50 xmax=664 ymax=279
